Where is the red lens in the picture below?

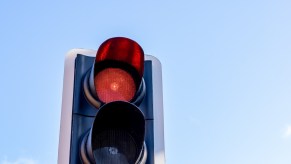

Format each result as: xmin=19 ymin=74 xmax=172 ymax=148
xmin=94 ymin=68 xmax=136 ymax=103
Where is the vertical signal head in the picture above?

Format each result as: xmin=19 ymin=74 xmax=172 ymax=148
xmin=59 ymin=46 xmax=165 ymax=164
xmin=86 ymin=37 xmax=145 ymax=107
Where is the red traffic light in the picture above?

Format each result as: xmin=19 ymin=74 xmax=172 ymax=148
xmin=94 ymin=67 xmax=136 ymax=103
xmin=86 ymin=37 xmax=145 ymax=106
xmin=59 ymin=42 xmax=165 ymax=164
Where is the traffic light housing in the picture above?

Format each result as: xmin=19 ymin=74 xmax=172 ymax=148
xmin=58 ymin=37 xmax=165 ymax=164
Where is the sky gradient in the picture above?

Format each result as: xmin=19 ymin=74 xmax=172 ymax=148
xmin=0 ymin=0 xmax=291 ymax=164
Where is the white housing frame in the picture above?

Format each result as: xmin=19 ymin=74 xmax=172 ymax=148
xmin=58 ymin=49 xmax=165 ymax=164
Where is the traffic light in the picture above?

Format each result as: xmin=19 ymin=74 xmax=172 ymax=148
xmin=58 ymin=37 xmax=165 ymax=164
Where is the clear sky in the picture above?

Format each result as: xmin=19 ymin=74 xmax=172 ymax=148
xmin=0 ymin=0 xmax=291 ymax=164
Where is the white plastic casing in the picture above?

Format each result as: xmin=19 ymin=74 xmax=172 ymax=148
xmin=58 ymin=49 xmax=165 ymax=164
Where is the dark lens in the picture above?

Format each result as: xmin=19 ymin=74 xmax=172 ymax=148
xmin=93 ymin=129 xmax=138 ymax=164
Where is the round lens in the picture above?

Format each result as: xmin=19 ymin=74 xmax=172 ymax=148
xmin=94 ymin=68 xmax=136 ymax=103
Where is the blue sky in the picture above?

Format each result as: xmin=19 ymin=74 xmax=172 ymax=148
xmin=0 ymin=0 xmax=291 ymax=164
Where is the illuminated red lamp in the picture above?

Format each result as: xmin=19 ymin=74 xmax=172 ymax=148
xmin=85 ymin=37 xmax=145 ymax=107
xmin=94 ymin=68 xmax=136 ymax=103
